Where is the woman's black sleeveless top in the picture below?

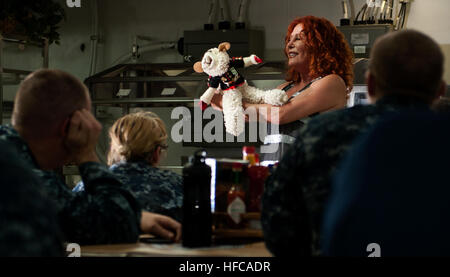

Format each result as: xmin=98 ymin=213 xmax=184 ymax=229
xmin=260 ymin=77 xmax=322 ymax=164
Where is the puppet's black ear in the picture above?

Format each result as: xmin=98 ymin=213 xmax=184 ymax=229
xmin=218 ymin=42 xmax=231 ymax=52
xmin=193 ymin=62 xmax=204 ymax=73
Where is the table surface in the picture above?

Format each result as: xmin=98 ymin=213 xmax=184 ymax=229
xmin=81 ymin=241 xmax=272 ymax=257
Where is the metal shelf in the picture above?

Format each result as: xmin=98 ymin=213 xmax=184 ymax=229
xmin=85 ymin=62 xmax=288 ymax=166
xmin=0 ymin=33 xmax=49 ymax=124
xmin=92 ymin=97 xmax=194 ymax=105
xmin=85 ymin=62 xmax=287 ymax=119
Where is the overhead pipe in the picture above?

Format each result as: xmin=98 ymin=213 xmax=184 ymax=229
xmin=354 ymin=2 xmax=368 ymax=24
xmin=218 ymin=0 xmax=231 ymax=30
xmin=349 ymin=0 xmax=355 ymax=24
xmin=236 ymin=0 xmax=249 ymax=29
xmin=89 ymin=0 xmax=99 ymax=76
xmin=388 ymin=0 xmax=395 ymax=21
xmin=340 ymin=0 xmax=350 ymax=25
xmin=402 ymin=0 xmax=412 ymax=29
xmin=394 ymin=0 xmax=409 ymax=30
xmin=204 ymin=0 xmax=219 ymax=30
xmin=109 ymin=42 xmax=177 ymax=66
xmin=372 ymin=0 xmax=382 ymax=23
xmin=378 ymin=0 xmax=387 ymax=22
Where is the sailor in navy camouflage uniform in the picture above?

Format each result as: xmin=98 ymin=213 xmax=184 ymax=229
xmin=0 ymin=125 xmax=142 ymax=245
xmin=0 ymin=69 xmax=182 ymax=247
xmin=74 ymin=111 xmax=183 ymax=222
xmin=261 ymin=30 xmax=447 ymax=256
xmin=0 ymin=141 xmax=64 ymax=256
xmin=74 ymin=161 xmax=183 ymax=222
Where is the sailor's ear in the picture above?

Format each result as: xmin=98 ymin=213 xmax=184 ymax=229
xmin=218 ymin=42 xmax=231 ymax=52
xmin=193 ymin=62 xmax=204 ymax=73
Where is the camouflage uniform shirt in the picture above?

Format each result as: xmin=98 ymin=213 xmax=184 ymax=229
xmin=261 ymin=95 xmax=431 ymax=256
xmin=74 ymin=161 xmax=183 ymax=222
xmin=0 ymin=141 xmax=64 ymax=256
xmin=0 ymin=125 xmax=142 ymax=245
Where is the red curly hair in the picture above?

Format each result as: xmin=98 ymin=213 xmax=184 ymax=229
xmin=285 ymin=16 xmax=354 ymax=89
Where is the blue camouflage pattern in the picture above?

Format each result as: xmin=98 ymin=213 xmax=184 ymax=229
xmin=0 ymin=125 xmax=142 ymax=246
xmin=74 ymin=161 xmax=183 ymax=222
xmin=261 ymin=94 xmax=432 ymax=256
xmin=0 ymin=140 xmax=64 ymax=256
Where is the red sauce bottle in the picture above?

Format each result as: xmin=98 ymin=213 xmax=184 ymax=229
xmin=227 ymin=163 xmax=246 ymax=228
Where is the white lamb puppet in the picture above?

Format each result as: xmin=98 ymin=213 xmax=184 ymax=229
xmin=193 ymin=42 xmax=288 ymax=137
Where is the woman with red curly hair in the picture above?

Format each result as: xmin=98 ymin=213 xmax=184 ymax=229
xmin=211 ymin=16 xmax=353 ymax=162
xmin=251 ymin=16 xmax=353 ymax=162
xmin=284 ymin=16 xmax=353 ymax=93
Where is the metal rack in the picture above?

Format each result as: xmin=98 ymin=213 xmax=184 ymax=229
xmin=85 ymin=61 xmax=286 ymax=115
xmin=84 ymin=62 xmax=287 ymax=165
xmin=0 ymin=33 xmax=49 ymax=124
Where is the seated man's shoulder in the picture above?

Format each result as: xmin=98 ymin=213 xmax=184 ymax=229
xmin=0 ymin=125 xmax=37 ymax=168
xmin=0 ymin=143 xmax=64 ymax=256
xmin=308 ymin=104 xmax=376 ymax=128
xmin=294 ymin=104 xmax=378 ymax=142
xmin=0 ymin=125 xmax=19 ymax=140
xmin=0 ymin=124 xmax=13 ymax=132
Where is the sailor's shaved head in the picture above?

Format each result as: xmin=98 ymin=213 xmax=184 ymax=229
xmin=369 ymin=29 xmax=444 ymax=103
xmin=12 ymin=69 xmax=90 ymax=139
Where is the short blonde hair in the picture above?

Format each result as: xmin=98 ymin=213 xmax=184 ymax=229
xmin=107 ymin=111 xmax=168 ymax=165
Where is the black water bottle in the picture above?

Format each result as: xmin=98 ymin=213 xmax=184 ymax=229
xmin=182 ymin=150 xmax=212 ymax=247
